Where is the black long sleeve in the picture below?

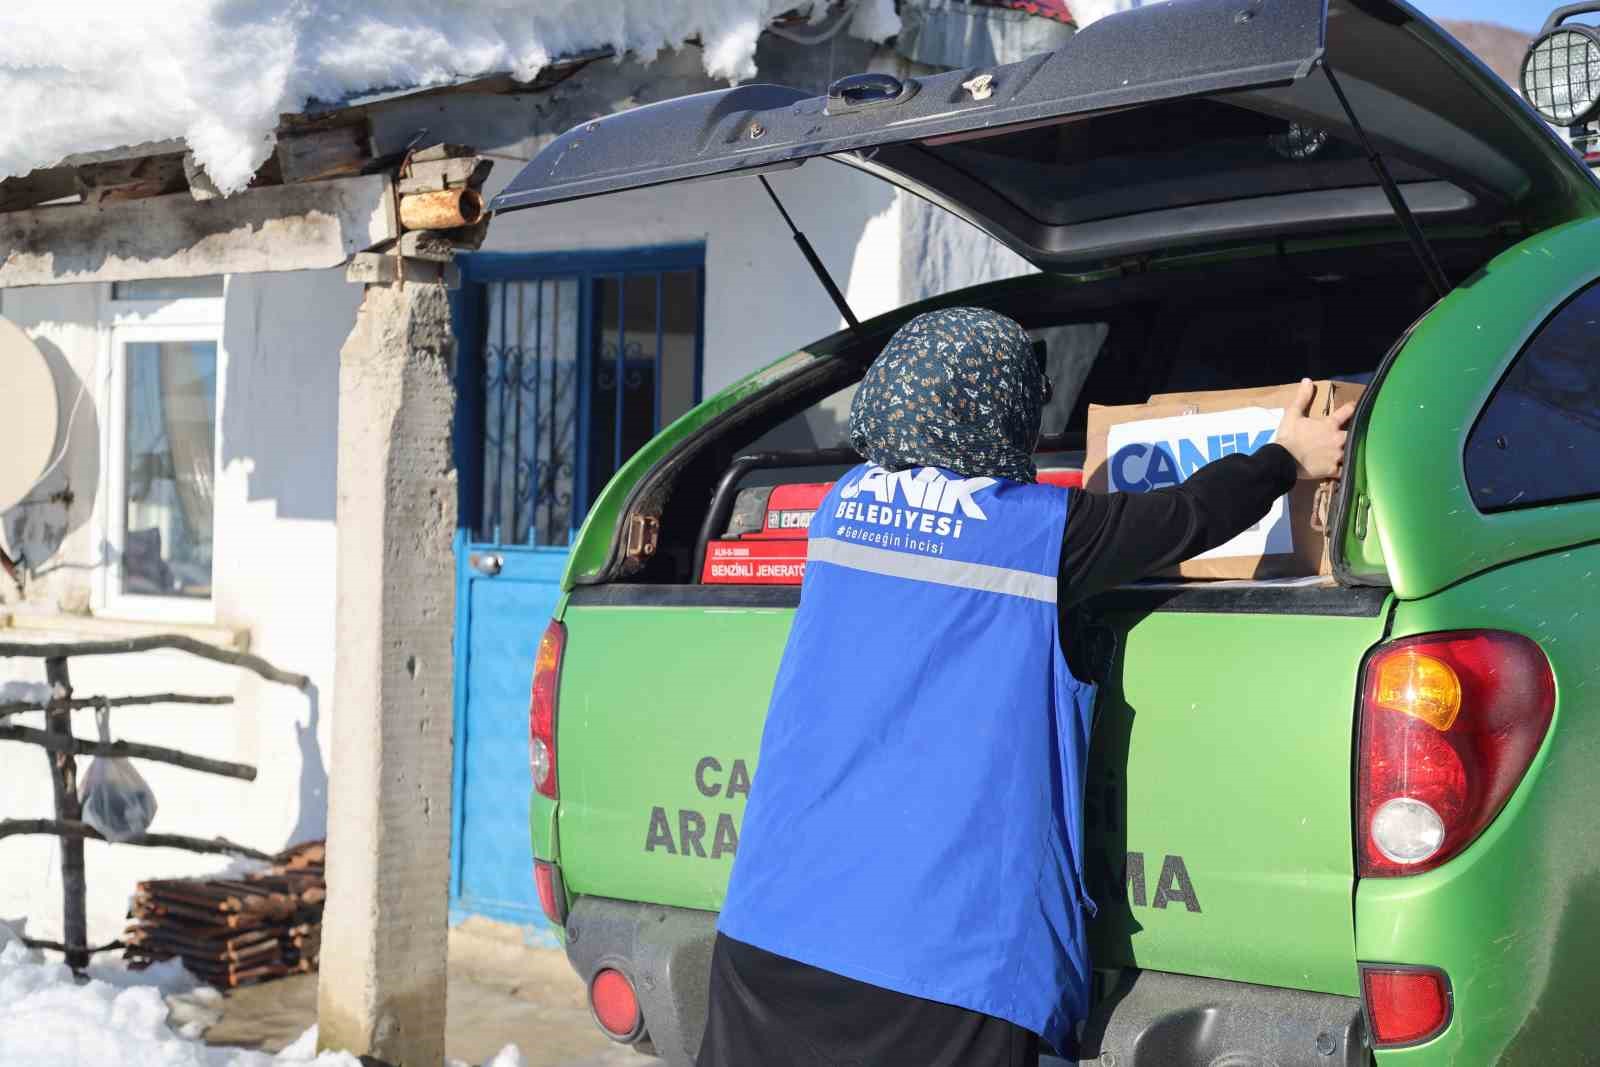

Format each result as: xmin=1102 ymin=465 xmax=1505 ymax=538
xmin=1058 ymin=443 xmax=1298 ymax=606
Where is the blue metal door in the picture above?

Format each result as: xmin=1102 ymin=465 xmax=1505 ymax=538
xmin=449 ymin=247 xmax=704 ymax=927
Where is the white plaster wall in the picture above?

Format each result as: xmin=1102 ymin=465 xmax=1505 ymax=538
xmin=212 ymin=269 xmax=354 ymax=848
xmin=899 ymin=195 xmax=1037 ymax=307
xmin=0 ymin=270 xmax=355 ymax=944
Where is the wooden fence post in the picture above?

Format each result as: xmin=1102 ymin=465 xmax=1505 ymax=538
xmin=43 ymin=656 xmax=88 ymax=970
xmin=1 ymin=637 xmax=308 ymax=968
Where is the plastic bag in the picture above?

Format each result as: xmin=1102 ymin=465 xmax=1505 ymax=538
xmin=78 ymin=708 xmax=157 ymax=842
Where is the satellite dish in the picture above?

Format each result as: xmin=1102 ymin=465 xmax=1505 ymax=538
xmin=0 ymin=316 xmax=60 ymax=513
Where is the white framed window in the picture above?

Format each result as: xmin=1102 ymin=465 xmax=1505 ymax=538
xmin=98 ymin=277 xmax=226 ymax=622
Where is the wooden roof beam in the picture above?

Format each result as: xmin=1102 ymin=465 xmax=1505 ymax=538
xmin=0 ymin=173 xmax=398 ymax=287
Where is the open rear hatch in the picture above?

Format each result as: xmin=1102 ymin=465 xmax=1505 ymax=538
xmin=493 ymin=0 xmax=1597 ymax=273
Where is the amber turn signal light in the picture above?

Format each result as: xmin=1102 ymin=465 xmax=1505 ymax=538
xmin=1371 ymin=648 xmax=1462 ymax=731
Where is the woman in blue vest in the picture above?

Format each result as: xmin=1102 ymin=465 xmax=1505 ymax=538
xmin=700 ymin=307 xmax=1355 ymax=1067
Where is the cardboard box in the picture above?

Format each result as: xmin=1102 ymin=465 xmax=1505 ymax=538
xmin=1083 ymin=380 xmax=1365 ymax=580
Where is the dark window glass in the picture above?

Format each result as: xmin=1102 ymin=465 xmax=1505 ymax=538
xmin=480 ymin=277 xmax=580 ymax=546
xmin=1465 ymin=282 xmax=1600 ymax=511
xmin=586 ymin=271 xmax=700 ymax=514
xmin=616 ymin=274 xmax=661 ymax=466
xmin=586 ymin=276 xmax=624 ymax=510
xmin=656 ymin=270 xmax=701 ymax=427
xmin=472 ymin=262 xmax=702 ymax=547
xmin=928 ymin=99 xmax=1440 ymax=228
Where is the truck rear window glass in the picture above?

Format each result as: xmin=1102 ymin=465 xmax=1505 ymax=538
xmin=929 ymin=98 xmax=1442 ymax=228
xmin=1465 ymin=280 xmax=1600 ymax=511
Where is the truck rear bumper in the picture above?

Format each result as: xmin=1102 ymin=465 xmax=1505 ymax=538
xmin=1084 ymin=968 xmax=1368 ymax=1066
xmin=564 ymin=896 xmax=1369 ymax=1067
xmin=565 ymin=896 xmax=717 ymax=1066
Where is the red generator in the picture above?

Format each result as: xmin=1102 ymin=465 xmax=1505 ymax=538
xmin=700 ymin=469 xmax=1082 ymax=586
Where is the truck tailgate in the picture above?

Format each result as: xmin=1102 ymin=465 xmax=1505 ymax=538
xmin=556 ymin=586 xmax=1387 ymax=998
xmin=556 ymin=598 xmax=789 ymax=911
xmin=1085 ymin=590 xmax=1389 ymax=997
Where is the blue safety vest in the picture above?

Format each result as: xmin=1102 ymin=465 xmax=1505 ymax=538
xmin=718 ymin=463 xmax=1098 ymax=1052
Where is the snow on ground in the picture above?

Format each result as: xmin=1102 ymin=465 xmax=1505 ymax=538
xmin=0 ymin=927 xmax=522 ymax=1067
xmin=0 ymin=0 xmax=899 ymax=196
xmin=0 ymin=680 xmax=53 ymax=705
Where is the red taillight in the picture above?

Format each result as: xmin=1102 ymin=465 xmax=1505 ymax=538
xmin=1357 ymin=630 xmax=1553 ymax=877
xmin=1361 ymin=965 xmax=1452 ymax=1048
xmin=533 ymin=859 xmax=567 ymax=925
xmin=590 ymin=968 xmax=643 ymax=1041
xmin=530 ymin=620 xmax=566 ymax=799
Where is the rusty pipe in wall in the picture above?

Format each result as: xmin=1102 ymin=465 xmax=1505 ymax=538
xmin=398 ymin=187 xmax=485 ymax=230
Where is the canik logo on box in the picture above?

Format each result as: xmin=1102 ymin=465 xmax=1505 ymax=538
xmin=1110 ymin=429 xmax=1276 ymax=492
xmin=1104 ymin=407 xmax=1292 ymax=560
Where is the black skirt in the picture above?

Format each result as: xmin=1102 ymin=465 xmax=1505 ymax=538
xmin=696 ymin=933 xmax=1042 ymax=1067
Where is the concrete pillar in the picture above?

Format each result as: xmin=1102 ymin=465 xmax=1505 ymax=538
xmin=319 ymin=278 xmax=457 ymax=1066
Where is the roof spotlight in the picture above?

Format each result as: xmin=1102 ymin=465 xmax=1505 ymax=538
xmin=1521 ymin=24 xmax=1600 ymax=127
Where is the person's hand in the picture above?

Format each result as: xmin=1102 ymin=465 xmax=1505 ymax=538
xmin=1274 ymin=378 xmax=1357 ymax=480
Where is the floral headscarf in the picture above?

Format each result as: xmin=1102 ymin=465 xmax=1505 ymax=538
xmin=848 ymin=307 xmax=1042 ymax=483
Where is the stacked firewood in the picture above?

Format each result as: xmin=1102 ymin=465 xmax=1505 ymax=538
xmin=123 ymin=840 xmax=325 ymax=987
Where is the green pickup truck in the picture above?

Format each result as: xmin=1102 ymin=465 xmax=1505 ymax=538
xmin=490 ymin=0 xmax=1600 ymax=1063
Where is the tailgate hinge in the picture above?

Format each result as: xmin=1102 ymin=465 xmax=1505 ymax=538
xmin=623 ymin=514 xmax=660 ymax=568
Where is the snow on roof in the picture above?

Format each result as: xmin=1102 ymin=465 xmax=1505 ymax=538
xmin=0 ymin=1 xmax=900 ymax=197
